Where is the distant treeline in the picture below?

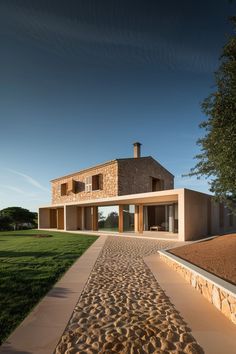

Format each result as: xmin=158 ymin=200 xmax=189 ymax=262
xmin=0 ymin=207 xmax=38 ymax=231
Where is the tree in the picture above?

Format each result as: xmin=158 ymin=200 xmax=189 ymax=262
xmin=188 ymin=16 xmax=236 ymax=211
xmin=0 ymin=215 xmax=12 ymax=231
xmin=0 ymin=207 xmax=37 ymax=230
xmin=104 ymin=212 xmax=119 ymax=229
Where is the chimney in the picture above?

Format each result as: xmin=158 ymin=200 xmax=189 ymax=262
xmin=133 ymin=142 xmax=142 ymax=158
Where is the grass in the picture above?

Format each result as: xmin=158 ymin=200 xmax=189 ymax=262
xmin=0 ymin=229 xmax=98 ymax=344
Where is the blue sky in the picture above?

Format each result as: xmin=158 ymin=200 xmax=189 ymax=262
xmin=0 ymin=0 xmax=235 ymax=211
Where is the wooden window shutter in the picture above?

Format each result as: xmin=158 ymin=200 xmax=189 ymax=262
xmin=92 ymin=175 xmax=96 ymax=190
xmin=99 ymin=174 xmax=103 ymax=190
xmin=67 ymin=179 xmax=73 ymax=192
xmin=61 ymin=183 xmax=67 ymax=196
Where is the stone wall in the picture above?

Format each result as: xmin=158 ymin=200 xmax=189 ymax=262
xmin=159 ymin=252 xmax=236 ymax=325
xmin=51 ymin=161 xmax=118 ymax=204
xmin=118 ymin=157 xmax=174 ymax=196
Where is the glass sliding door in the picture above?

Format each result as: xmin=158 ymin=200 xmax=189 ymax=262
xmin=123 ymin=205 xmax=135 ymax=232
xmin=98 ymin=205 xmax=119 ymax=232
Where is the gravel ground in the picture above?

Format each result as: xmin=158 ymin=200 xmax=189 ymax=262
xmin=55 ymin=236 xmax=204 ymax=354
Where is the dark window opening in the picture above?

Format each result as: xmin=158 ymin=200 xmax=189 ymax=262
xmin=61 ymin=183 xmax=67 ymax=196
xmin=151 ymin=177 xmax=164 ymax=191
xmin=92 ymin=174 xmax=103 ymax=190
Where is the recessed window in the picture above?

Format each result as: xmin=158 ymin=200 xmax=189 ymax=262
xmin=151 ymin=177 xmax=164 ymax=191
xmin=92 ymin=174 xmax=103 ymax=190
xmin=61 ymin=183 xmax=67 ymax=196
xmin=85 ymin=174 xmax=103 ymax=192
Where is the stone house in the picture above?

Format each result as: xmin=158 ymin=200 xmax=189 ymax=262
xmin=39 ymin=143 xmax=236 ymax=241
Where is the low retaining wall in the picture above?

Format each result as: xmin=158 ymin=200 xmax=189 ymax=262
xmin=159 ymin=250 xmax=236 ymax=325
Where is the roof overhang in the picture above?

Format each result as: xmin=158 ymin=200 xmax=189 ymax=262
xmin=38 ymin=189 xmax=186 ymax=209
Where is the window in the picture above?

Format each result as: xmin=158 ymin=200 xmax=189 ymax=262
xmin=92 ymin=174 xmax=103 ymax=190
xmin=75 ymin=181 xmax=85 ymax=193
xmin=85 ymin=176 xmax=92 ymax=192
xmin=151 ymin=177 xmax=164 ymax=191
xmin=85 ymin=174 xmax=103 ymax=192
xmin=61 ymin=183 xmax=67 ymax=196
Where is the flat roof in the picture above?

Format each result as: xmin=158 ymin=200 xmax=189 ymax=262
xmin=39 ymin=188 xmax=182 ymax=209
xmin=39 ymin=188 xmax=212 ymax=209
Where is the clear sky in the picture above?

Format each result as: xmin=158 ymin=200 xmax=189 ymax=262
xmin=0 ymin=0 xmax=235 ymax=211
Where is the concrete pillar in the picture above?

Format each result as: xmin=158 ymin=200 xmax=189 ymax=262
xmin=38 ymin=208 xmax=50 ymax=229
xmin=64 ymin=206 xmax=67 ymax=231
xmin=119 ymin=205 xmax=124 ymax=233
xmin=139 ymin=205 xmax=143 ymax=233
xmin=81 ymin=207 xmax=85 ymax=230
xmin=66 ymin=205 xmax=78 ymax=231
xmin=178 ymin=190 xmax=185 ymax=241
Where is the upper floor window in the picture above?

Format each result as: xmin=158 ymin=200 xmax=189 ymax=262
xmin=61 ymin=183 xmax=67 ymax=196
xmin=85 ymin=174 xmax=103 ymax=192
xmin=151 ymin=177 xmax=164 ymax=191
xmin=85 ymin=176 xmax=92 ymax=192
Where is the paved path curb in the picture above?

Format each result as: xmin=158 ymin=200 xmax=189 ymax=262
xmin=0 ymin=235 xmax=107 ymax=354
xmin=144 ymin=254 xmax=236 ymax=354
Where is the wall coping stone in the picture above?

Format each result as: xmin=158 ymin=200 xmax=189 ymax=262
xmin=158 ymin=249 xmax=236 ymax=298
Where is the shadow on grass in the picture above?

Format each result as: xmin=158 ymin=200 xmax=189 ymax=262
xmin=0 ymin=251 xmax=58 ymax=258
xmin=0 ymin=234 xmax=53 ymax=237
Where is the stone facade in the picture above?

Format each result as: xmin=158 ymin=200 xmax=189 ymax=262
xmin=51 ymin=157 xmax=174 ymax=205
xmin=118 ymin=157 xmax=174 ymax=196
xmin=52 ymin=161 xmax=118 ymax=204
xmin=159 ymin=252 xmax=236 ymax=325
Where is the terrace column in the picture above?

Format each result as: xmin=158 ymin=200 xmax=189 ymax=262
xmin=138 ymin=205 xmax=143 ymax=233
xmin=81 ymin=207 xmax=85 ymax=230
xmin=178 ymin=190 xmax=185 ymax=241
xmin=119 ymin=205 xmax=124 ymax=233
xmin=92 ymin=206 xmax=98 ymax=231
xmin=38 ymin=208 xmax=50 ymax=229
xmin=64 ymin=206 xmax=67 ymax=231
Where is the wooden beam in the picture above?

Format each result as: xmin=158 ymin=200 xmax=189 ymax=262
xmin=134 ymin=205 xmax=139 ymax=233
xmin=92 ymin=206 xmax=98 ymax=231
xmin=139 ymin=205 xmax=143 ymax=233
xmin=119 ymin=205 xmax=124 ymax=233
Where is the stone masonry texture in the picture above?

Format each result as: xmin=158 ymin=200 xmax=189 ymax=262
xmin=118 ymin=157 xmax=174 ymax=196
xmin=51 ymin=157 xmax=174 ymax=205
xmin=52 ymin=162 xmax=118 ymax=204
xmin=160 ymin=254 xmax=236 ymax=325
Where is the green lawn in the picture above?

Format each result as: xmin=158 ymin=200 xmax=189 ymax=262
xmin=0 ymin=229 xmax=98 ymax=344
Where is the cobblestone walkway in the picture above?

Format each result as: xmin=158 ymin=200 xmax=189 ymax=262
xmin=55 ymin=237 xmax=204 ymax=354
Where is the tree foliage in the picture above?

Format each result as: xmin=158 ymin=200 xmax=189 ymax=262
xmin=188 ymin=17 xmax=236 ymax=211
xmin=0 ymin=215 xmax=12 ymax=231
xmin=0 ymin=207 xmax=37 ymax=230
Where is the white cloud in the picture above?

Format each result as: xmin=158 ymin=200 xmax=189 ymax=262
xmin=5 ymin=168 xmax=49 ymax=192
xmin=2 ymin=185 xmax=25 ymax=194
